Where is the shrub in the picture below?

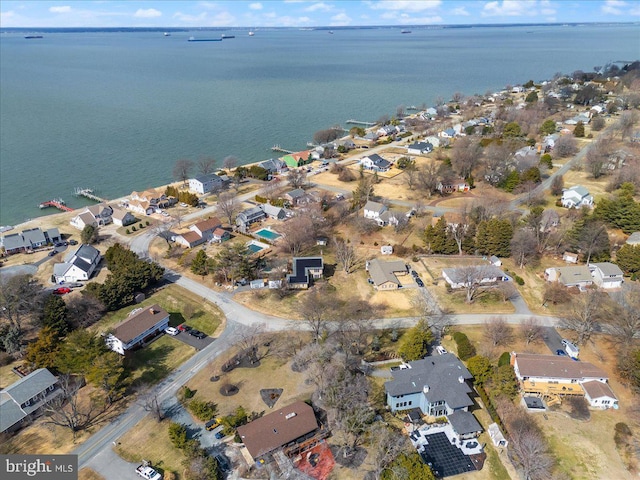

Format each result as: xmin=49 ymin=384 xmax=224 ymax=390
xmin=125 ymin=229 xmax=130 ymax=234
xmin=614 ymin=422 xmax=632 ymax=447
xmin=182 ymin=386 xmax=196 ymax=400
xmin=453 ymin=332 xmax=476 ymax=360
xmin=514 ymin=275 xmax=525 ymax=285
xmin=145 ymin=221 xmax=150 ymax=226
xmin=131 ymin=226 xmax=137 ymax=232
xmin=498 ymin=352 xmax=511 ymax=367
xmin=255 ymin=195 xmax=268 ymax=204
xmin=168 ymin=422 xmax=188 ymax=449
xmin=139 ymin=223 xmax=144 ymax=229
xmin=338 ymin=168 xmax=356 ymax=182
xmin=188 ymin=399 xmax=217 ymax=421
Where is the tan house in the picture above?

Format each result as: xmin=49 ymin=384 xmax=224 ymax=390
xmin=70 ymin=211 xmax=99 ymax=231
xmin=367 ymin=259 xmax=408 ymax=290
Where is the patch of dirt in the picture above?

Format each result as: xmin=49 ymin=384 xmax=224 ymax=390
xmin=260 ymin=388 xmax=283 ymax=409
xmin=329 ymin=445 xmax=367 ymax=469
xmin=219 ymin=384 xmax=239 ymax=396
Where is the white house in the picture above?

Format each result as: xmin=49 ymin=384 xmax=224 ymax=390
xmin=407 ymin=141 xmax=433 ymax=155
xmin=544 ymin=266 xmax=593 ymax=288
xmin=582 ymin=381 xmax=619 ymax=409
xmin=189 ymin=173 xmax=226 ymax=195
xmin=363 ymin=201 xmax=387 ymax=221
xmin=52 ymin=244 xmax=101 ymax=283
xmin=111 ymin=207 xmax=136 ymax=227
xmin=70 ymin=211 xmax=99 ymax=231
xmin=589 ymin=262 xmax=624 ymax=289
xmin=425 ymin=136 xmax=440 ymax=148
xmin=190 ymin=217 xmax=222 ymax=242
xmin=361 ymin=154 xmax=391 ymax=172
xmin=442 ymin=266 xmax=508 ymax=289
xmin=105 ymin=305 xmax=170 ymax=355
xmin=175 ymin=231 xmax=205 ymax=248
xmin=561 ymin=185 xmax=593 ymax=208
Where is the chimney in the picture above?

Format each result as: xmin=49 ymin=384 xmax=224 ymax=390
xmin=423 ymin=385 xmax=429 ymax=393
xmin=149 ymin=308 xmax=156 ymax=314
xmin=458 ymin=376 xmax=464 ymax=384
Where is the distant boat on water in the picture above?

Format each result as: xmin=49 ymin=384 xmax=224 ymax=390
xmin=188 ymin=36 xmax=222 ymax=42
xmin=401 ymin=29 xmax=411 ymax=34
xmin=248 ymin=30 xmax=255 ymax=36
xmin=221 ymin=34 xmax=235 ymax=39
xmin=328 ymin=31 xmax=334 ymax=34
xmin=163 ymin=32 xmax=171 ymax=37
xmin=24 ymin=35 xmax=43 ymax=39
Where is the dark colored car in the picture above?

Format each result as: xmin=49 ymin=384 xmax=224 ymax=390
xmin=415 ymin=278 xmax=425 ymax=287
xmin=466 ymin=441 xmax=478 ymax=449
xmin=411 ymin=270 xmax=419 ymax=278
xmin=214 ymin=431 xmax=224 ymax=439
xmin=53 ymin=287 xmax=71 ymax=295
xmin=189 ymin=330 xmax=206 ymax=339
xmin=48 ymin=250 xmax=58 ymax=257
xmin=69 ymin=239 xmax=78 ymax=245
xmin=556 ymin=349 xmax=567 ymax=356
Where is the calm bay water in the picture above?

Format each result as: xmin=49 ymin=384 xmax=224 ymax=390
xmin=1 ymin=25 xmax=639 ymax=225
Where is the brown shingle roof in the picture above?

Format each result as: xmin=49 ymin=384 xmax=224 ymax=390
xmin=237 ymin=401 xmax=318 ymax=459
xmin=513 ymin=353 xmax=608 ymax=380
xmin=180 ymin=231 xmax=202 ymax=244
xmin=582 ymin=380 xmax=617 ymax=400
xmin=194 ymin=217 xmax=222 ymax=232
xmin=111 ymin=305 xmax=169 ymax=343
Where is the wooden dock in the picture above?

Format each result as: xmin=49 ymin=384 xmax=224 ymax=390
xmin=74 ymin=187 xmax=107 ymax=203
xmin=271 ymin=145 xmax=293 ymax=154
xmin=346 ymin=119 xmax=376 ymax=127
xmin=39 ymin=199 xmax=74 ymax=212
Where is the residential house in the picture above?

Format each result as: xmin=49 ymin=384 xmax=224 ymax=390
xmin=259 ymin=158 xmax=288 ymax=175
xmin=544 ymin=266 xmax=593 ymax=288
xmin=543 ymin=133 xmax=560 ymax=150
xmin=286 ymin=257 xmax=323 ymax=289
xmin=281 ymin=151 xmax=312 ymax=169
xmin=439 ymin=128 xmax=456 ymax=138
xmin=334 ymin=138 xmax=356 ymax=151
xmin=511 ymin=352 xmax=617 ymax=408
xmin=367 ymin=258 xmax=408 ymax=290
xmin=589 ymin=262 xmax=624 ymax=289
xmin=237 ymin=401 xmax=319 ymax=464
xmin=0 ymin=368 xmax=62 ymax=433
xmin=175 ymin=231 xmax=205 ymax=249
xmin=261 ymin=203 xmax=286 ymax=220
xmin=105 ymin=305 xmax=170 ymax=355
xmin=565 ymin=113 xmax=591 ymax=125
xmin=364 ymin=131 xmax=379 ymax=141
xmin=377 ymin=209 xmax=405 ymax=227
xmin=361 ymin=154 xmax=391 ymax=172
xmin=70 ymin=211 xmax=99 ymax=231
xmin=442 ymin=266 xmax=508 ymax=289
xmin=212 ymin=228 xmax=230 ymax=243
xmin=44 ymin=228 xmax=61 ymax=244
xmin=1 ymin=233 xmax=28 ymax=255
xmin=53 ymin=244 xmax=101 ymax=283
xmin=377 ymin=125 xmax=397 ymax=137
xmin=127 ymin=200 xmax=155 ymax=216
xmin=488 ymin=256 xmax=502 ymax=267
xmin=425 ymin=136 xmax=440 ymax=148
xmin=130 ymin=188 xmax=170 ymax=209
xmin=625 ymin=232 xmax=640 ymax=246
xmin=562 ymin=252 xmax=579 ymax=264
xmin=448 ymin=410 xmax=483 ymax=440
xmin=363 ymin=201 xmax=387 ymax=221
xmin=283 ymin=189 xmax=312 ymax=207
xmin=385 ymin=354 xmax=475 ymax=416
xmin=111 ymin=207 xmax=136 ymax=227
xmin=21 ymin=228 xmax=47 ymax=248
xmin=407 ymin=142 xmax=433 ymax=155
xmin=236 ymin=206 xmax=267 ymax=231
xmin=190 ymin=217 xmax=222 ymax=242
xmin=85 ymin=204 xmax=113 ymax=225
xmin=1 ymin=227 xmax=59 ymax=255
xmin=189 ymin=173 xmax=226 ymax=195
xmin=437 ymin=179 xmax=470 ymax=194
xmin=561 ymin=185 xmax=593 ymax=208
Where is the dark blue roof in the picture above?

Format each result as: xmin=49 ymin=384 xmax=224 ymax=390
xmin=288 ymin=257 xmax=323 ymax=285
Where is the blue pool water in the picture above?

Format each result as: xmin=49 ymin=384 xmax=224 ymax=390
xmin=248 ymin=243 xmax=265 ymax=253
xmin=255 ymin=229 xmax=281 ymax=241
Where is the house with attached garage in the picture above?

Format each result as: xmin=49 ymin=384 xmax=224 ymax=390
xmin=1 ymin=227 xmax=60 ymax=255
xmin=188 ymin=173 xmax=226 ymax=195
xmin=190 ymin=217 xmax=222 ymax=242
xmin=236 ymin=206 xmax=267 ymax=232
xmin=259 ymin=158 xmax=288 ymax=175
xmin=588 ymin=262 xmax=624 ymax=289
xmin=544 ymin=265 xmax=593 ymax=289
xmin=561 ymin=185 xmax=593 ymax=208
xmin=407 ymin=141 xmax=433 ymax=155
xmin=126 ymin=200 xmax=155 ymax=216
xmin=260 ymin=203 xmax=286 ymax=220
xmin=111 ymin=207 xmax=136 ymax=227
xmin=385 ymin=354 xmax=475 ymax=418
xmin=442 ymin=266 xmax=508 ymax=289
xmin=360 ymin=154 xmax=392 ymax=172
xmin=175 ymin=231 xmax=205 ymax=249
xmin=367 ymin=258 xmax=408 ymax=290
xmin=85 ymin=204 xmax=113 ymax=225
xmin=53 ymin=244 xmax=101 ymax=283
xmin=437 ymin=179 xmax=470 ymax=194
xmin=212 ymin=228 xmax=230 ymax=243
xmin=0 ymin=368 xmax=62 ymax=434
xmin=70 ymin=211 xmax=99 ymax=231
xmin=363 ymin=200 xmax=387 ymax=221
xmin=105 ymin=305 xmax=170 ymax=355
xmin=283 ymin=188 xmax=312 ymax=207
xmin=286 ymin=256 xmax=324 ymax=289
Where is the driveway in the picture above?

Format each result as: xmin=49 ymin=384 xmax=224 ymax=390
xmin=0 ymin=264 xmax=38 ymax=280
xmin=169 ymin=331 xmax=214 ymax=350
xmin=542 ymin=326 xmax=565 ymax=355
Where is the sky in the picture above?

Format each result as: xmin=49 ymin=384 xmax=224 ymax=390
xmin=1 ymin=1 xmax=639 ymax=28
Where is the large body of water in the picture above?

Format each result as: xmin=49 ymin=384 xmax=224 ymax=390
xmin=1 ymin=24 xmax=638 ymax=226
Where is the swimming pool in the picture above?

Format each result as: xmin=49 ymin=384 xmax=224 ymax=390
xmin=248 ymin=243 xmax=264 ymax=253
xmin=255 ymin=228 xmax=282 ymax=241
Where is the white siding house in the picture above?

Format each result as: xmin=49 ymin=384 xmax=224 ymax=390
xmin=561 ymin=186 xmax=593 ymax=208
xmin=105 ymin=305 xmax=170 ymax=355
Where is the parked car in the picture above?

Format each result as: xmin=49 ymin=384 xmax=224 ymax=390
xmin=178 ymin=324 xmax=191 ymax=332
xmin=48 ymin=250 xmax=58 ymax=257
xmin=415 ymin=278 xmax=424 ymax=287
xmin=556 ymin=349 xmax=567 ymax=356
xmin=165 ymin=327 xmax=179 ymax=336
xmin=189 ymin=330 xmax=206 ymax=339
xmin=67 ymin=283 xmax=83 ymax=288
xmin=205 ymin=418 xmax=221 ymax=431
xmin=69 ymin=239 xmax=78 ymax=245
xmin=54 ymin=241 xmax=67 ymax=247
xmin=435 ymin=346 xmax=448 ymax=355
xmin=214 ymin=431 xmax=225 ymax=439
xmin=179 ymin=202 xmax=188 ymax=207
xmin=53 ymin=287 xmax=71 ymax=295
xmin=411 ymin=270 xmax=419 ymax=278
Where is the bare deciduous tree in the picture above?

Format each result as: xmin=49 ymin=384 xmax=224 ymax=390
xmin=511 ymin=227 xmax=538 ymax=268
xmin=287 ymin=168 xmax=307 ymax=189
xmin=411 ymin=288 xmax=448 ymax=338
xmin=231 ymin=323 xmax=268 ymax=363
xmin=520 ymin=317 xmax=544 ymax=345
xmin=216 ymin=191 xmax=239 ymax=225
xmin=197 ymin=157 xmax=217 ymax=176
xmin=562 ymin=289 xmax=605 ymax=345
xmin=453 ymin=265 xmax=493 ymax=303
xmin=139 ymin=392 xmax=164 ymax=422
xmin=172 ymin=159 xmax=194 ymax=186
xmin=609 ymin=284 xmax=640 ymax=345
xmin=299 ymin=287 xmax=336 ymax=343
xmin=367 ymin=424 xmax=409 ymax=480
xmin=278 ymin=215 xmax=316 ymax=256
xmin=334 ymin=238 xmax=358 ymax=273
xmin=450 ymin=137 xmax=481 ymax=179
xmin=552 ymin=135 xmax=578 ymax=158
xmin=222 ymin=155 xmax=238 ymax=171
xmin=483 ymin=316 xmax=514 ymax=347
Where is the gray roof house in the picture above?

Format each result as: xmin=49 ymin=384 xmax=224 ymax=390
xmin=0 ymin=368 xmax=61 ymax=433
xmin=442 ymin=266 xmax=508 ymax=289
xmin=53 ymin=244 xmax=101 ymax=283
xmin=261 ymin=203 xmax=286 ymax=220
xmin=626 ymin=232 xmax=640 ymax=245
xmin=407 ymin=141 xmax=433 ymax=155
xmin=189 ymin=173 xmax=226 ymax=195
xmin=361 ymin=154 xmax=391 ymax=172
xmin=545 ymin=265 xmax=593 ymax=288
xmin=448 ymin=410 xmax=483 ymax=439
xmin=1 ymin=233 xmax=29 ymax=254
xmin=236 ymin=206 xmax=267 ymax=231
xmin=21 ymin=228 xmax=47 ymax=248
xmin=363 ymin=201 xmax=387 ymax=220
xmin=589 ymin=262 xmax=624 ymax=289
xmin=385 ymin=354 xmax=474 ymax=416
xmin=259 ymin=158 xmax=288 ymax=175
xmin=367 ymin=258 xmax=408 ymax=290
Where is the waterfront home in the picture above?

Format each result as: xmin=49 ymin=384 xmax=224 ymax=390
xmin=111 ymin=207 xmax=136 ymax=227
xmin=442 ymin=266 xmax=508 ymax=289
xmin=544 ymin=265 xmax=592 ymax=289
xmin=376 ymin=125 xmax=397 ymax=137
xmin=286 ymin=256 xmax=323 ymax=289
xmin=360 ymin=154 xmax=391 ymax=172
xmin=561 ymin=185 xmax=593 ymax=208
xmin=70 ymin=211 xmax=99 ymax=231
xmin=407 ymin=141 xmax=433 ymax=155
xmin=236 ymin=206 xmax=266 ymax=232
xmin=367 ymin=258 xmax=408 ymax=290
xmin=189 ymin=173 xmax=226 ymax=195
xmin=85 ymin=204 xmax=113 ymax=225
xmin=1 ymin=227 xmax=59 ymax=255
xmin=53 ymin=244 xmax=101 ymax=283
xmin=511 ymin=352 xmax=617 ymax=409
xmin=105 ymin=305 xmax=170 ymax=355
xmin=588 ymin=262 xmax=624 ymax=289
xmin=281 ymin=150 xmax=312 ymax=169
xmin=385 ymin=354 xmax=474 ymax=416
xmin=363 ymin=201 xmax=387 ymax=221
xmin=127 ymin=200 xmax=155 ymax=216
xmin=333 ymin=138 xmax=356 ymax=151
xmin=0 ymin=368 xmax=62 ymax=434
xmin=237 ymin=401 xmax=319 ymax=464
xmin=259 ymin=158 xmax=288 ymax=175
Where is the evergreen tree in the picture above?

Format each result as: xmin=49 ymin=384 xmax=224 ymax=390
xmin=573 ymin=121 xmax=585 ymax=138
xmin=500 ymin=169 xmax=521 ymax=192
xmin=476 ymin=218 xmax=513 ymax=257
xmin=191 ymin=250 xmax=210 ymax=277
xmin=85 ymin=351 xmax=129 ymax=404
xmin=25 ymin=326 xmax=61 ymax=370
xmin=616 ymin=244 xmax=640 ymax=276
xmin=540 ymin=119 xmax=557 ymax=135
xmin=382 ymin=452 xmax=436 ymax=480
xmin=423 ymin=217 xmax=456 ymax=254
xmin=521 ymin=166 xmax=541 ymax=184
xmin=41 ymin=294 xmax=70 ymax=337
xmin=503 ymin=122 xmax=522 ymax=138
xmin=467 ymin=355 xmax=492 ymax=385
xmin=525 ymin=91 xmax=538 ymax=103
xmin=539 ymin=153 xmax=553 ymax=169
xmin=594 ymin=183 xmax=640 ymax=234
xmin=398 ymin=319 xmax=434 ymax=362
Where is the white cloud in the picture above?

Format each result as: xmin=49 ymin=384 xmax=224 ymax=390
xmin=134 ymin=8 xmax=161 ymax=18
xmin=272 ymin=15 xmax=312 ymax=26
xmin=49 ymin=6 xmax=72 ymax=13
xmin=173 ymin=11 xmax=208 ymax=23
xmin=602 ymin=0 xmax=626 ymax=15
xmin=368 ymin=1 xmax=442 ymax=12
xmin=249 ymin=3 xmax=263 ymax=10
xmin=482 ymin=1 xmax=535 ymax=17
xmin=305 ymin=2 xmax=334 ymax=12
xmin=541 ymin=8 xmax=555 ymax=15
xmin=330 ymin=12 xmax=351 ymax=25
xmin=630 ymin=5 xmax=640 ymax=15
xmin=452 ymin=6 xmax=470 ymax=16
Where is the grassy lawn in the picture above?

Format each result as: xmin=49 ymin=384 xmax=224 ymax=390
xmin=116 ymin=416 xmax=185 ymax=479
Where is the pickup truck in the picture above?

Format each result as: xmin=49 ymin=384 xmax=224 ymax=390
xmin=136 ymin=465 xmax=163 ymax=480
